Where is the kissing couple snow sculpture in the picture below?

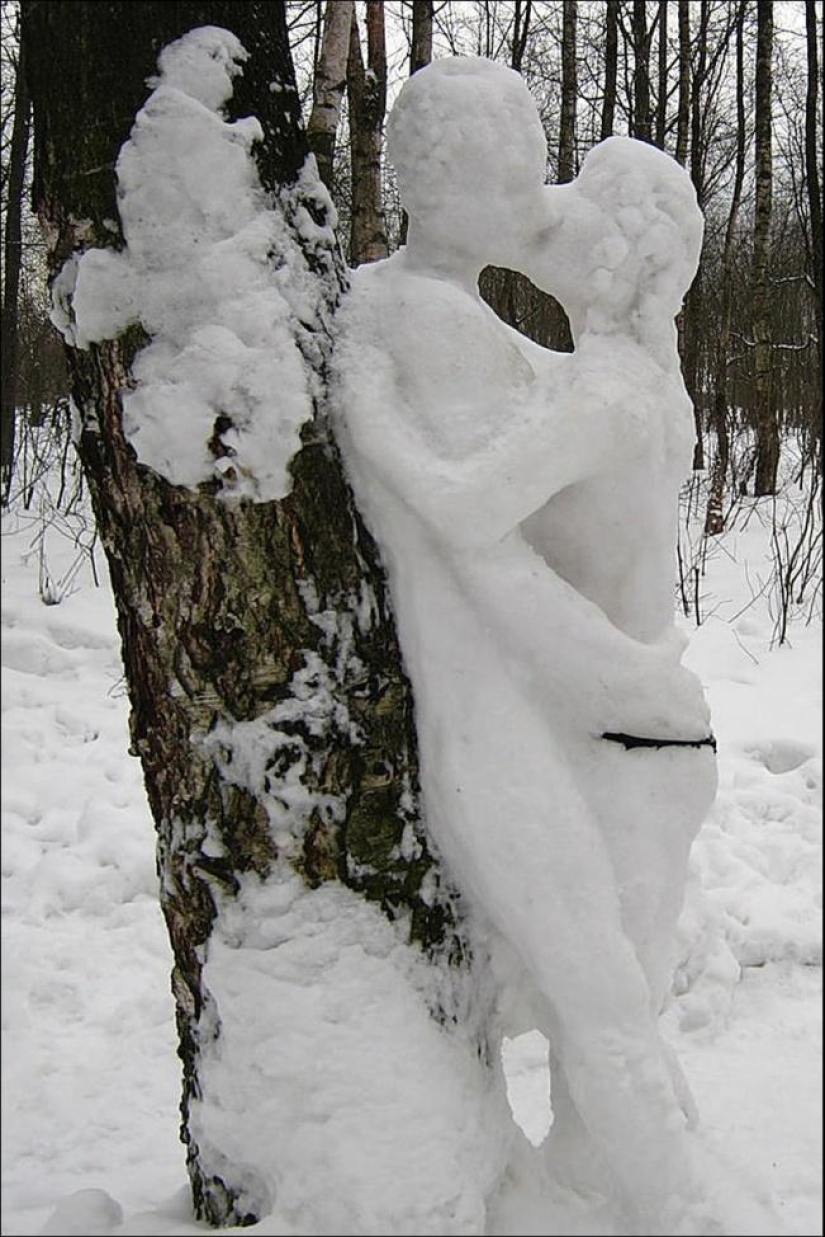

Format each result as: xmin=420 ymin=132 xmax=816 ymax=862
xmin=334 ymin=56 xmax=784 ymax=1237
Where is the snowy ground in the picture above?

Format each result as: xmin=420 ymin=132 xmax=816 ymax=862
xmin=1 ymin=454 xmax=821 ymax=1237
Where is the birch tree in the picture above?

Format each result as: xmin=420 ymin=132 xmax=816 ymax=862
xmin=22 ymin=0 xmax=467 ymax=1224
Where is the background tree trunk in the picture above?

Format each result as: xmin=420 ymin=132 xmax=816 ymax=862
xmin=655 ymin=0 xmax=668 ymax=149
xmin=600 ymin=0 xmax=618 ymax=141
xmin=558 ymin=0 xmax=577 ymax=183
xmin=631 ymin=0 xmax=652 ymax=142
xmin=1 ymin=30 xmax=30 ymax=505
xmin=411 ymin=0 xmax=434 ymax=74
xmin=675 ymin=0 xmax=690 ymax=166
xmin=753 ymin=0 xmax=778 ymax=495
xmin=306 ymin=0 xmax=353 ymax=193
xmin=706 ymin=0 xmax=746 ymax=535
xmin=23 ymin=0 xmax=464 ymax=1225
xmin=804 ymin=0 xmax=823 ymax=452
xmin=348 ymin=0 xmax=389 ymax=265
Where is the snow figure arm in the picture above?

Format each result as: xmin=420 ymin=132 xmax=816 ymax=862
xmin=335 ymin=266 xmax=675 ymax=553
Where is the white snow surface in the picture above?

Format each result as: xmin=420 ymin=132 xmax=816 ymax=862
xmin=1 ymin=441 xmax=820 ymax=1237
xmin=2 ymin=45 xmax=821 ymax=1237
xmin=51 ymin=27 xmax=331 ymax=502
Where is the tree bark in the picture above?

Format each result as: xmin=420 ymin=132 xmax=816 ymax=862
xmin=511 ymin=0 xmax=532 ymax=74
xmin=306 ymin=0 xmax=353 ymax=193
xmin=675 ymin=0 xmax=690 ymax=166
xmin=632 ymin=0 xmax=652 ymax=142
xmin=601 ymin=0 xmax=619 ymax=141
xmin=706 ymin=0 xmax=746 ymax=535
xmin=655 ymin=0 xmax=668 ymax=149
xmin=348 ymin=0 xmax=388 ymax=266
xmin=753 ymin=0 xmax=778 ymax=495
xmin=1 ymin=33 xmax=30 ymax=505
xmin=558 ymin=0 xmax=577 ymax=182
xmin=23 ymin=1 xmax=463 ymax=1225
xmin=805 ymin=0 xmax=823 ymax=445
xmin=411 ymin=0 xmax=434 ymax=74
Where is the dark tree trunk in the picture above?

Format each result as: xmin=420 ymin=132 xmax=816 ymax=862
xmin=411 ymin=0 xmax=433 ymax=74
xmin=805 ymin=0 xmax=823 ymax=445
xmin=655 ymin=0 xmax=668 ymax=149
xmin=753 ymin=0 xmax=778 ymax=495
xmin=706 ymin=0 xmax=746 ymax=536
xmin=1 ymin=34 xmax=30 ymax=505
xmin=511 ymin=0 xmax=532 ymax=73
xmin=682 ymin=0 xmax=710 ymax=469
xmin=632 ymin=0 xmax=652 ymax=142
xmin=348 ymin=0 xmax=388 ymax=265
xmin=601 ymin=0 xmax=619 ymax=141
xmin=23 ymin=1 xmax=463 ymax=1225
xmin=675 ymin=0 xmax=690 ymax=166
xmin=306 ymin=0 xmax=353 ymax=193
xmin=558 ymin=0 xmax=577 ymax=182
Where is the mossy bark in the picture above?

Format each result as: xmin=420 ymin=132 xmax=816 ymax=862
xmin=23 ymin=2 xmax=466 ymax=1225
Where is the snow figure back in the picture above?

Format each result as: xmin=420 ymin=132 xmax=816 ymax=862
xmin=333 ymin=57 xmax=785 ymax=1237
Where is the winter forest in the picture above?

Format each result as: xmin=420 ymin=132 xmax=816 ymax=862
xmin=1 ymin=2 xmax=822 ymax=1237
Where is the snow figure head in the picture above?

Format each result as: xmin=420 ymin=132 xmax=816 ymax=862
xmin=388 ymin=57 xmax=547 ymax=274
xmin=153 ymin=26 xmax=248 ymax=112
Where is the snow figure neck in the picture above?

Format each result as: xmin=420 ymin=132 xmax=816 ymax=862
xmin=333 ymin=56 xmax=779 ymax=1237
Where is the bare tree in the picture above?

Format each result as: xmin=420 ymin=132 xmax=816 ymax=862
xmin=600 ymin=0 xmax=619 ymax=140
xmin=348 ymin=0 xmax=389 ymax=265
xmin=631 ymin=0 xmax=652 ymax=141
xmin=706 ymin=0 xmax=747 ymax=535
xmin=411 ymin=0 xmax=434 ymax=74
xmin=23 ymin=1 xmax=463 ymax=1224
xmin=675 ymin=0 xmax=690 ymax=165
xmin=306 ymin=0 xmax=353 ymax=192
xmin=558 ymin=0 xmax=577 ymax=182
xmin=804 ymin=0 xmax=823 ymax=437
xmin=753 ymin=0 xmax=778 ymax=495
xmin=1 ymin=20 xmax=29 ymax=504
xmin=655 ymin=0 xmax=668 ymax=148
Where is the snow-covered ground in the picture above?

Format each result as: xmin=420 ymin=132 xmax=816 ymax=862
xmin=1 ymin=445 xmax=821 ymax=1237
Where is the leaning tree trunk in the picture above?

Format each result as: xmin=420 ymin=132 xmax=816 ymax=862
xmin=753 ymin=0 xmax=778 ymax=496
xmin=23 ymin=1 xmax=466 ymax=1226
xmin=1 ymin=33 xmax=30 ymax=506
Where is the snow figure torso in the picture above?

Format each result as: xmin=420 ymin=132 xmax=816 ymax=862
xmin=333 ymin=57 xmax=779 ymax=1237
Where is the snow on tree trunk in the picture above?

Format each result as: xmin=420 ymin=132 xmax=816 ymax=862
xmin=23 ymin=5 xmax=491 ymax=1229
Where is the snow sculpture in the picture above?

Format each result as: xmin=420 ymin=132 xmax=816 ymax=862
xmin=331 ymin=58 xmax=756 ymax=1236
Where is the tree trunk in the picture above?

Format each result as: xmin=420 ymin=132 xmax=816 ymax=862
xmin=511 ymin=0 xmax=532 ymax=73
xmin=682 ymin=0 xmax=709 ymax=469
xmin=675 ymin=0 xmax=690 ymax=166
xmin=23 ymin=1 xmax=465 ymax=1225
xmin=1 ymin=33 xmax=30 ymax=506
xmin=632 ymin=0 xmax=652 ymax=142
xmin=601 ymin=0 xmax=619 ymax=141
xmin=306 ymin=0 xmax=353 ymax=193
xmin=348 ymin=0 xmax=388 ymax=266
xmin=655 ymin=0 xmax=668 ymax=149
xmin=410 ymin=0 xmax=434 ymax=74
xmin=805 ymin=0 xmax=823 ymax=447
xmin=558 ymin=0 xmax=577 ymax=183
xmin=753 ymin=0 xmax=778 ymax=495
xmin=705 ymin=0 xmax=746 ymax=536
